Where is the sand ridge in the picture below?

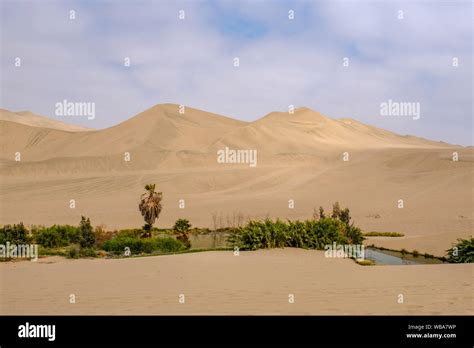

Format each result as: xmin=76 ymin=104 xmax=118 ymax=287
xmin=0 ymin=109 xmax=91 ymax=132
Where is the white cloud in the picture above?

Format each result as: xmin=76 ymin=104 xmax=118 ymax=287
xmin=0 ymin=0 xmax=472 ymax=145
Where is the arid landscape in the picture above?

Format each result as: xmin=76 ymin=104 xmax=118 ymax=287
xmin=1 ymin=4 xmax=473 ymax=348
xmin=0 ymin=104 xmax=473 ymax=315
xmin=1 ymin=104 xmax=472 ymax=256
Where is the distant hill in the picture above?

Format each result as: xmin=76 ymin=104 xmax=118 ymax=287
xmin=0 ymin=109 xmax=92 ymax=132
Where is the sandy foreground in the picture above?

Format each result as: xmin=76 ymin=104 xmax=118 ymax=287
xmin=1 ymin=249 xmax=472 ymax=315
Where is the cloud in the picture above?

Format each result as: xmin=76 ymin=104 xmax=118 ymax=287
xmin=0 ymin=0 xmax=472 ymax=145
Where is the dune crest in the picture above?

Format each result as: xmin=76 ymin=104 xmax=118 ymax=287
xmin=0 ymin=104 xmax=456 ymax=161
xmin=0 ymin=109 xmax=92 ymax=132
xmin=0 ymin=104 xmax=461 ymax=171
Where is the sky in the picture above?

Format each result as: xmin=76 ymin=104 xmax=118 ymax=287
xmin=1 ymin=0 xmax=472 ymax=145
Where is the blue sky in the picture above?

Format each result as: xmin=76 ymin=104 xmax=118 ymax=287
xmin=1 ymin=0 xmax=472 ymax=145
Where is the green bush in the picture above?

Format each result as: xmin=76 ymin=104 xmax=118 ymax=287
xmin=66 ymin=245 xmax=80 ymax=259
xmin=228 ymin=217 xmax=364 ymax=251
xmin=344 ymin=224 xmax=364 ymax=244
xmin=80 ymin=247 xmax=97 ymax=258
xmin=116 ymin=228 xmax=144 ymax=238
xmin=79 ymin=216 xmax=95 ymax=248
xmin=37 ymin=245 xmax=67 ymax=257
xmin=0 ymin=223 xmax=29 ymax=244
xmin=173 ymin=219 xmax=191 ymax=233
xmin=227 ymin=219 xmax=288 ymax=250
xmin=34 ymin=225 xmax=79 ymax=247
xmin=102 ymin=236 xmax=185 ymax=255
xmin=102 ymin=237 xmax=140 ymax=254
xmin=65 ymin=245 xmax=97 ymax=259
xmin=35 ymin=219 xmax=96 ymax=249
xmin=156 ymin=237 xmax=186 ymax=253
xmin=173 ymin=219 xmax=192 ymax=249
xmin=446 ymin=238 xmax=474 ymax=263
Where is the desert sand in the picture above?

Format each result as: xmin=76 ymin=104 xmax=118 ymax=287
xmin=1 ymin=104 xmax=472 ymax=316
xmin=1 ymin=104 xmax=472 ymax=256
xmin=0 ymin=109 xmax=91 ymax=132
xmin=0 ymin=249 xmax=472 ymax=315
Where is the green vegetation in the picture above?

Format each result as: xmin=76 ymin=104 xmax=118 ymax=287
xmin=446 ymin=238 xmax=474 ymax=263
xmin=116 ymin=228 xmax=144 ymax=238
xmin=40 ymin=202 xmax=189 ymax=257
xmin=0 ymin=223 xmax=30 ymax=244
xmin=173 ymin=219 xmax=192 ymax=249
xmin=228 ymin=203 xmax=364 ymax=251
xmin=80 ymin=247 xmax=98 ymax=257
xmin=173 ymin=219 xmax=191 ymax=233
xmin=64 ymin=245 xmax=95 ymax=258
xmin=66 ymin=245 xmax=80 ymax=259
xmin=38 ymin=245 xmax=68 ymax=257
xmin=34 ymin=225 xmax=79 ymax=247
xmin=228 ymin=218 xmax=363 ymax=250
xmin=363 ymin=232 xmax=404 ymax=237
xmin=1 ymin=185 xmax=188 ymax=259
xmin=318 ymin=206 xmax=326 ymax=219
xmin=102 ymin=236 xmax=185 ymax=255
xmin=4 ymin=181 xmax=471 ymax=266
xmin=78 ymin=216 xmax=95 ymax=248
xmin=138 ymin=184 xmax=163 ymax=237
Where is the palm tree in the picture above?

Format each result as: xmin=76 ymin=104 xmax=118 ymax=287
xmin=139 ymin=184 xmax=163 ymax=237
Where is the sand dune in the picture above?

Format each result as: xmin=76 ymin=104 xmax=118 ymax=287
xmin=0 ymin=104 xmax=245 ymax=163
xmin=0 ymin=109 xmax=91 ymax=132
xmin=0 ymin=104 xmax=472 ymax=256
xmin=211 ymin=107 xmax=449 ymax=153
xmin=0 ymin=104 xmax=452 ymax=164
